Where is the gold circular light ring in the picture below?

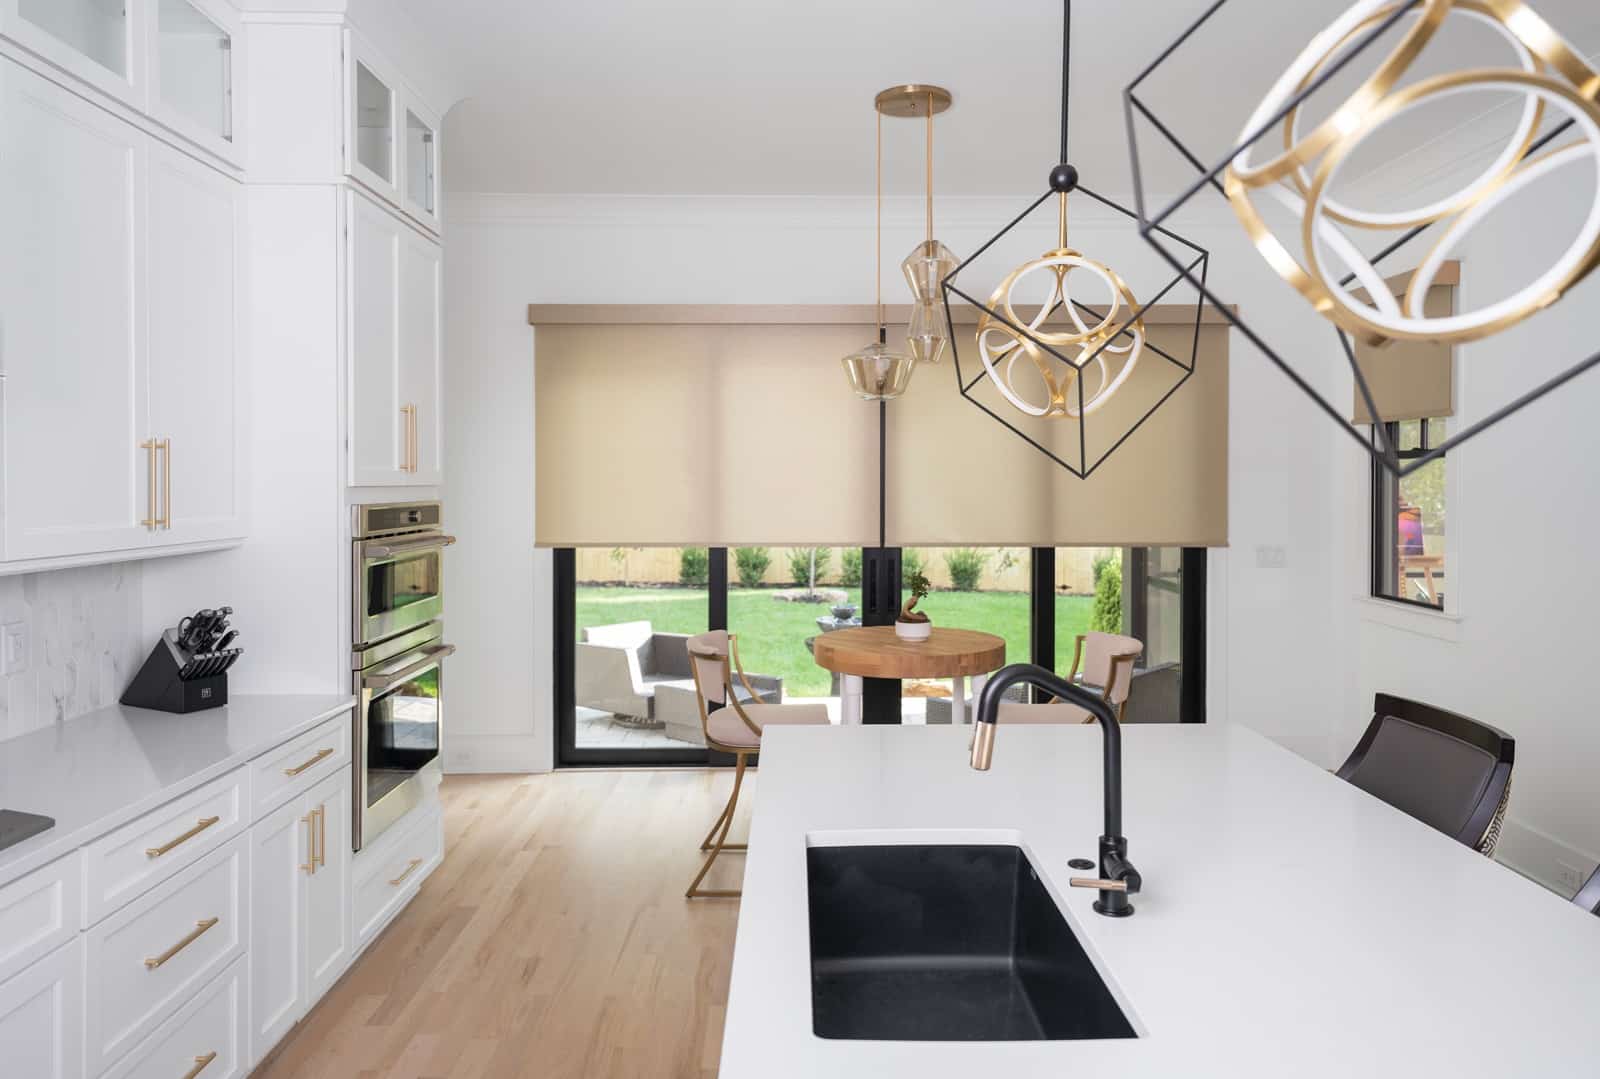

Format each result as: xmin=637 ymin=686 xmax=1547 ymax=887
xmin=985 ymin=252 xmax=1123 ymax=347
xmin=1280 ymin=1 xmax=1545 ymax=229
xmin=1479 ymin=0 xmax=1600 ymax=97
xmin=1228 ymin=0 xmax=1453 ymax=190
xmin=1303 ymin=68 xmax=1600 ymax=343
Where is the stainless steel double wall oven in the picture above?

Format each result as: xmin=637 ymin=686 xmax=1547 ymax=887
xmin=352 ymin=501 xmax=455 ymax=851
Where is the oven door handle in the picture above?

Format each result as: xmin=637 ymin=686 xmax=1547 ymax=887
xmin=363 ymin=534 xmax=457 ymax=560
xmin=363 ymin=643 xmax=456 ymax=690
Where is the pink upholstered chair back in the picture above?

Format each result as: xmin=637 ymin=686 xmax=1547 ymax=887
xmin=1078 ymin=632 xmax=1144 ymax=705
xmin=686 ymin=629 xmax=730 ymax=706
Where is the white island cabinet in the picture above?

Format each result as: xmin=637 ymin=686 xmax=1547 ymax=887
xmin=724 ymin=724 xmax=1600 ymax=1078
xmin=0 ymin=694 xmax=444 ymax=1077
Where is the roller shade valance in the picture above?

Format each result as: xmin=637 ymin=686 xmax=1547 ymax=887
xmin=1350 ymin=269 xmax=1458 ymax=425
xmin=533 ymin=307 xmax=1229 ymax=548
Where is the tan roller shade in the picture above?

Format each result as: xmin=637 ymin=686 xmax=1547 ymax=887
xmin=1350 ymin=271 xmax=1457 ymax=424
xmin=533 ymin=308 xmax=1229 ymax=547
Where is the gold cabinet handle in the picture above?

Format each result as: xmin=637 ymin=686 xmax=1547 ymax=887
xmin=283 ymin=747 xmax=334 ymax=777
xmin=140 ymin=439 xmax=159 ymax=528
xmin=400 ymin=404 xmax=417 ymax=472
xmin=316 ymin=804 xmax=327 ymax=869
xmin=158 ymin=438 xmax=172 ymax=529
xmin=181 ymin=1051 xmax=218 ymax=1079
xmin=301 ymin=811 xmax=315 ymax=874
xmin=145 ymin=816 xmax=221 ymax=858
xmin=389 ymin=857 xmax=423 ymax=887
xmin=144 ymin=917 xmax=219 ymax=969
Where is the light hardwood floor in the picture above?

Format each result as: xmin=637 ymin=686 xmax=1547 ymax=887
xmin=254 ymin=769 xmax=751 ymax=1079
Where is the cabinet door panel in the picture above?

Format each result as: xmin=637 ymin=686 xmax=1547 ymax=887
xmin=304 ymin=769 xmax=351 ymax=1001
xmin=0 ymin=937 xmax=83 ymax=1079
xmin=147 ymin=140 xmax=244 ymax=545
xmin=0 ymin=60 xmax=149 ymax=560
xmin=397 ymin=229 xmax=441 ymax=484
xmin=0 ymin=0 xmax=143 ymax=109
xmin=347 ymin=189 xmax=402 ymax=485
xmin=247 ymin=796 xmax=307 ymax=1065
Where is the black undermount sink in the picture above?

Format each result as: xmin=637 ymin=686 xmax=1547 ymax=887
xmin=807 ymin=844 xmax=1137 ymax=1041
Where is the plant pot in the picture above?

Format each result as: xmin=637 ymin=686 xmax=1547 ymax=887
xmin=895 ymin=619 xmax=932 ymax=642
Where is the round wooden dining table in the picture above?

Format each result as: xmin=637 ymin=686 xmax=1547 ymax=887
xmin=811 ymin=626 xmax=1008 ymax=725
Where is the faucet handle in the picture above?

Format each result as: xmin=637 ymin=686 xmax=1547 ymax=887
xmin=1069 ymin=877 xmax=1129 ymax=893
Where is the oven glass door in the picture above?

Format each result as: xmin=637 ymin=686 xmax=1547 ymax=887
xmin=361 ymin=538 xmax=444 ymax=644
xmin=365 ymin=658 xmax=441 ymax=809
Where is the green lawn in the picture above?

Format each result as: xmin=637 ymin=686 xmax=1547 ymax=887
xmin=576 ymin=586 xmax=1096 ymax=697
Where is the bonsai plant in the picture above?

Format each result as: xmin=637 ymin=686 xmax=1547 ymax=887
xmin=896 ymin=571 xmax=933 ymax=641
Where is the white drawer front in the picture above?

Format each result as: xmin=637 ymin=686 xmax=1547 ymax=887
xmin=87 ymin=838 xmax=246 ymax=1076
xmin=354 ymin=804 xmax=441 ymax=946
xmin=251 ymin=712 xmax=352 ymax=820
xmin=0 ymin=937 xmax=83 ymax=1079
xmin=83 ymin=768 xmax=246 ymax=926
xmin=0 ymin=852 xmax=80 ymax=985
xmin=105 ymin=957 xmax=246 ymax=1079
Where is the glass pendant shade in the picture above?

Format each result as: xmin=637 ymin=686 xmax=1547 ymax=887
xmin=842 ymin=341 xmax=915 ymax=401
xmin=902 ymin=240 xmax=958 ymax=364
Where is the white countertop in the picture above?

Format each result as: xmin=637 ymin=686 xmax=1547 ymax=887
xmin=0 ymin=694 xmax=356 ymax=888
xmin=721 ymin=723 xmax=1600 ymax=1077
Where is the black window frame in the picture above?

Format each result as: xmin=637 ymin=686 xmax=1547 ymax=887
xmin=554 ymin=545 xmax=1207 ymax=767
xmin=1370 ymin=419 xmax=1448 ymax=612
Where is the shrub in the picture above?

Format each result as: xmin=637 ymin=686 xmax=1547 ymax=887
xmin=901 ymin=548 xmax=925 ymax=584
xmin=944 ymin=548 xmax=988 ymax=592
xmin=841 ymin=548 xmax=863 ymax=587
xmin=1091 ymin=550 xmax=1119 ymax=588
xmin=1091 ymin=557 xmax=1123 ymax=633
xmin=678 ymin=546 xmax=710 ymax=587
xmin=734 ymin=546 xmax=771 ymax=588
xmin=788 ymin=547 xmax=831 ymax=588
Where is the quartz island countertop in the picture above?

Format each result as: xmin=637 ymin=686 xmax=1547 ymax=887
xmin=0 ymin=694 xmax=356 ymax=888
xmin=720 ymin=723 xmax=1600 ymax=1077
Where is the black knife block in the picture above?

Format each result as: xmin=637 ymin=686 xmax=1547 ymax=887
xmin=121 ymin=632 xmax=229 ymax=714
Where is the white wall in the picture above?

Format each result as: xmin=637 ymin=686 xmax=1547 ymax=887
xmin=439 ymin=189 xmax=1353 ymax=778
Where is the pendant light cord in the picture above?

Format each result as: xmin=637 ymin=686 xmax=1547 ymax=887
xmin=926 ymin=92 xmax=934 ymax=243
xmin=876 ymin=108 xmax=885 ymax=343
xmin=1059 ymin=0 xmax=1071 ymax=163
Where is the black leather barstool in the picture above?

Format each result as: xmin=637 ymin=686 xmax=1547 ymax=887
xmin=1336 ymin=694 xmax=1514 ymax=856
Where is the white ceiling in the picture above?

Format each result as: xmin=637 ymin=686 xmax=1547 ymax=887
xmin=401 ymin=0 xmax=1600 ymax=198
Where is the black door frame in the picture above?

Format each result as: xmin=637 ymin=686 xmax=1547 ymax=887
xmin=554 ymin=544 xmax=1207 ymax=766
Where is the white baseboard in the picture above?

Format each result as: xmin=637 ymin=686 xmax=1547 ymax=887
xmin=444 ymin=733 xmax=550 ymax=774
xmin=1494 ymin=816 xmax=1598 ymax=899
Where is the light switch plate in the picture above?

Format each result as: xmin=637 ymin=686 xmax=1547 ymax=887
xmin=1254 ymin=545 xmax=1288 ymax=570
xmin=1 ymin=622 xmax=27 ymax=675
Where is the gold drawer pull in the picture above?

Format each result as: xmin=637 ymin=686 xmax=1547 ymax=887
xmin=283 ymin=747 xmax=334 ymax=777
xmin=182 ymin=1051 xmax=218 ymax=1079
xmin=144 ymin=917 xmax=219 ymax=970
xmin=145 ymin=816 xmax=221 ymax=858
xmin=389 ymin=858 xmax=423 ymax=887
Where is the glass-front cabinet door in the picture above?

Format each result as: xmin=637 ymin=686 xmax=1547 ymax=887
xmin=345 ymin=31 xmax=401 ymax=203
xmin=150 ymin=0 xmax=240 ymax=163
xmin=2 ymin=0 xmax=141 ymax=105
xmin=402 ymin=101 xmax=439 ymax=232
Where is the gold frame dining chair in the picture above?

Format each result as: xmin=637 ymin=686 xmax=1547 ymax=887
xmin=998 ymin=632 xmax=1144 ymax=724
xmin=684 ymin=629 xmax=829 ymax=899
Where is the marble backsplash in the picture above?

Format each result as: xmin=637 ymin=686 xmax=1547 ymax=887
xmin=0 ymin=562 xmax=144 ymax=742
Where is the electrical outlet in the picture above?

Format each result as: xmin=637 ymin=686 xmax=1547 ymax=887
xmin=1557 ymin=861 xmax=1585 ymax=894
xmin=1 ymin=622 xmax=27 ymax=675
xmin=1254 ymin=545 xmax=1288 ymax=569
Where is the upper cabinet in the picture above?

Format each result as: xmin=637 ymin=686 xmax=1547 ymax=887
xmin=0 ymin=0 xmax=142 ymax=108
xmin=343 ymin=30 xmax=438 ymax=235
xmin=149 ymin=0 xmax=242 ymax=165
xmin=0 ymin=0 xmax=244 ymax=167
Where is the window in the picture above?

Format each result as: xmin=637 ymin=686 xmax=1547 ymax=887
xmin=1372 ymin=418 xmax=1448 ymax=610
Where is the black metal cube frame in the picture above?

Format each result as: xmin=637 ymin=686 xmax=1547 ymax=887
xmin=940 ymin=182 xmax=1212 ymax=479
xmin=1119 ymin=0 xmax=1600 ymax=478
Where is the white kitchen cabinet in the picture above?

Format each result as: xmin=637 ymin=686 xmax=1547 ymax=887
xmin=248 ymin=768 xmax=351 ymax=1066
xmin=0 ymin=937 xmax=83 ymax=1079
xmin=344 ymin=30 xmax=400 ymax=205
xmin=0 ymin=0 xmax=143 ymax=110
xmin=401 ymin=93 xmax=439 ymax=233
xmin=0 ymin=56 xmax=244 ymax=569
xmin=149 ymin=0 xmax=243 ymax=166
xmin=348 ymin=188 xmax=441 ymax=486
xmin=146 ymin=138 xmax=246 ymax=546
xmin=0 ymin=59 xmax=151 ymax=561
